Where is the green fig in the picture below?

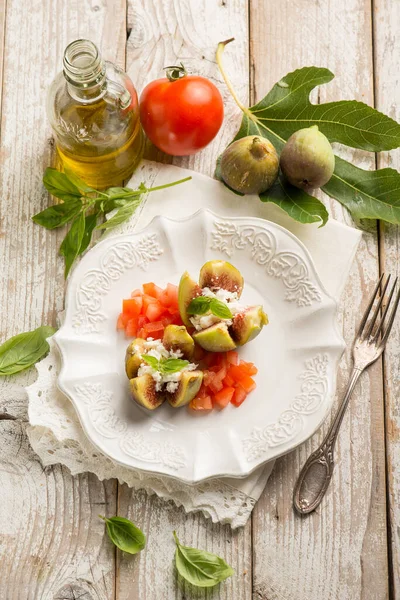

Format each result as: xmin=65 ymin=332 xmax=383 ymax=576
xmin=230 ymin=305 xmax=268 ymax=346
xmin=167 ymin=371 xmax=204 ymax=407
xmin=193 ymin=322 xmax=237 ymax=352
xmin=178 ymin=271 xmax=202 ymax=328
xmin=125 ymin=338 xmax=147 ymax=379
xmin=162 ymin=324 xmax=195 ymax=360
xmin=220 ymin=135 xmax=279 ymax=194
xmin=199 ymin=260 xmax=244 ymax=296
xmin=279 ymin=125 xmax=335 ymax=190
xmin=130 ymin=374 xmax=165 ymax=410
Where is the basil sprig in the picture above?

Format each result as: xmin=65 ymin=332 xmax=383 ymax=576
xmin=187 ymin=296 xmax=233 ymax=319
xmin=99 ymin=515 xmax=146 ymax=555
xmin=33 ymin=168 xmax=191 ymax=278
xmin=0 ymin=326 xmax=56 ymax=376
xmin=141 ymin=355 xmax=189 ymax=374
xmin=173 ymin=531 xmax=234 ymax=588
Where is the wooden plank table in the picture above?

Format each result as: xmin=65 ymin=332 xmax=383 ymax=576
xmin=0 ymin=0 xmax=398 ymax=598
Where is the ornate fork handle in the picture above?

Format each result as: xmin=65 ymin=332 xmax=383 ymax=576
xmin=293 ymin=367 xmax=362 ymax=514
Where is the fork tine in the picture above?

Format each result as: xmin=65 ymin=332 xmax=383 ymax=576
xmin=356 ymin=273 xmax=384 ymax=338
xmin=365 ymin=274 xmax=391 ymax=339
xmin=372 ymin=276 xmax=397 ymax=342
xmin=379 ymin=280 xmax=400 ymax=347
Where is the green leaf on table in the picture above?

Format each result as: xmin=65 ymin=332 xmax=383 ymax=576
xmin=322 ymin=156 xmax=400 ymax=224
xmin=100 ymin=516 xmax=146 ymax=555
xmin=32 ymin=199 xmax=82 ymax=229
xmin=0 ymin=326 xmax=56 ymax=376
xmin=79 ymin=212 xmax=99 ymax=255
xmin=63 ymin=168 xmax=97 ymax=193
xmin=173 ymin=531 xmax=234 ymax=588
xmin=216 ymin=41 xmax=400 ymax=225
xmin=60 ymin=212 xmax=85 ymax=277
xmin=97 ymin=198 xmax=142 ymax=230
xmin=43 ymin=167 xmax=83 ymax=202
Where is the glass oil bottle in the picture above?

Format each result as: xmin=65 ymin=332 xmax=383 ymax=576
xmin=47 ymin=39 xmax=144 ymax=188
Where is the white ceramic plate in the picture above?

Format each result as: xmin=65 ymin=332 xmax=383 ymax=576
xmin=55 ymin=210 xmax=345 ymax=484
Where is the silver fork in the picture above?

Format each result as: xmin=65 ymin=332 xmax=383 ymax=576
xmin=293 ymin=274 xmax=400 ymax=515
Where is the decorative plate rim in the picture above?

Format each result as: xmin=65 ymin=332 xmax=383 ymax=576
xmin=54 ymin=209 xmax=345 ymax=484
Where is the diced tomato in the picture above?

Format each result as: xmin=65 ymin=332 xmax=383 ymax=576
xmin=142 ymin=294 xmax=158 ymax=311
xmin=208 ymin=377 xmax=223 ymax=394
xmin=239 ymin=360 xmax=258 ymax=376
xmin=143 ymin=282 xmax=163 ymax=298
xmin=161 ymin=314 xmax=175 ymax=327
xmin=125 ymin=317 xmax=139 ymax=337
xmin=143 ymin=321 xmax=164 ymax=339
xmin=239 ymin=375 xmax=256 ymax=393
xmin=158 ymin=290 xmax=172 ymax=307
xmin=231 ymin=386 xmax=247 ymax=406
xmin=131 ymin=288 xmax=142 ymax=297
xmin=223 ymin=374 xmax=235 ymax=387
xmin=196 ymin=384 xmax=207 ymax=398
xmin=117 ymin=313 xmax=126 ymax=330
xmin=166 ymin=283 xmax=178 ymax=306
xmin=137 ymin=328 xmax=146 ymax=339
xmin=193 ymin=344 xmax=206 ymax=361
xmin=213 ymin=387 xmax=235 ymax=409
xmin=227 ymin=363 xmax=248 ymax=381
xmin=123 ymin=297 xmax=142 ymax=316
xmin=190 ymin=395 xmax=213 ymax=411
xmin=137 ymin=314 xmax=149 ymax=329
xmin=170 ymin=311 xmax=183 ymax=325
xmin=226 ymin=350 xmax=239 ymax=365
xmin=146 ymin=301 xmax=165 ymax=322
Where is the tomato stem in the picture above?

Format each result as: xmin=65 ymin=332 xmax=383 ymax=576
xmin=216 ymin=38 xmax=252 ymax=118
xmin=164 ymin=62 xmax=187 ymax=81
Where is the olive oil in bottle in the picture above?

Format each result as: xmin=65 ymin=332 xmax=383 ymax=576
xmin=47 ymin=39 xmax=144 ymax=188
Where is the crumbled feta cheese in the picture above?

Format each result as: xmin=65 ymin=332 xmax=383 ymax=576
xmin=135 ymin=339 xmax=197 ymax=393
xmin=190 ymin=286 xmax=246 ymax=331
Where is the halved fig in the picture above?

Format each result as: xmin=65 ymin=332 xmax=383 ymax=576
xmin=130 ymin=374 xmax=165 ymax=410
xmin=193 ymin=322 xmax=237 ymax=352
xmin=230 ymin=306 xmax=268 ymax=346
xmin=178 ymin=271 xmax=202 ymax=328
xmin=125 ymin=338 xmax=147 ymax=379
xmin=199 ymin=260 xmax=244 ymax=297
xmin=167 ymin=370 xmax=204 ymax=407
xmin=162 ymin=324 xmax=194 ymax=360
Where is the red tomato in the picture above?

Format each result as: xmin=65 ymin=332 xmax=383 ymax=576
xmin=139 ymin=68 xmax=224 ymax=156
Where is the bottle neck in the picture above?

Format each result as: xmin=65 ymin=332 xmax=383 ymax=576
xmin=63 ymin=39 xmax=107 ymax=103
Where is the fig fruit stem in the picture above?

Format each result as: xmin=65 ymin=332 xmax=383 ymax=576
xmin=250 ymin=137 xmax=268 ymax=159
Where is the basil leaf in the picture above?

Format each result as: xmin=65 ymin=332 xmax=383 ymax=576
xmin=160 ymin=358 xmax=189 ymax=374
xmin=60 ymin=212 xmax=85 ymax=278
xmin=43 ymin=167 xmax=83 ymax=202
xmin=32 ymin=200 xmax=82 ymax=230
xmin=173 ymin=531 xmax=234 ymax=588
xmin=0 ymin=326 xmax=56 ymax=376
xmin=63 ymin=168 xmax=97 ymax=193
xmin=105 ymin=187 xmax=140 ymax=199
xmin=210 ymin=299 xmax=233 ymax=319
xmin=187 ymin=297 xmax=212 ymax=316
xmin=141 ymin=355 xmax=160 ymax=370
xmin=78 ymin=213 xmax=98 ymax=255
xmin=97 ymin=199 xmax=142 ymax=230
xmin=100 ymin=516 xmax=145 ymax=555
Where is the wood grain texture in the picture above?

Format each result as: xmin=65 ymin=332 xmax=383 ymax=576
xmin=249 ymin=1 xmax=389 ymax=598
xmin=0 ymin=0 xmax=126 ymax=596
xmin=116 ymin=1 xmax=252 ymax=598
xmin=0 ymin=0 xmax=5 ymax=115
xmin=373 ymin=0 xmax=400 ymax=596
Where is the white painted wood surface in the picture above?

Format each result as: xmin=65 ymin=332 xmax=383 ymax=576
xmin=0 ymin=0 xmax=398 ymax=598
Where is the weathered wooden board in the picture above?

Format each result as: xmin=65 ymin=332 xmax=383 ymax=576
xmin=373 ymin=0 xmax=400 ymax=596
xmin=0 ymin=0 xmax=5 ymax=115
xmin=249 ymin=1 xmax=389 ymax=598
xmin=116 ymin=1 xmax=252 ymax=598
xmin=0 ymin=0 xmax=127 ymax=596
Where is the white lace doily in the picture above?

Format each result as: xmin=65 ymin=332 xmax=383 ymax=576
xmin=26 ymin=161 xmax=361 ymax=528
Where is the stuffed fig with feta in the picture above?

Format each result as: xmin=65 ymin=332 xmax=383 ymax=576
xmin=178 ymin=260 xmax=268 ymax=352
